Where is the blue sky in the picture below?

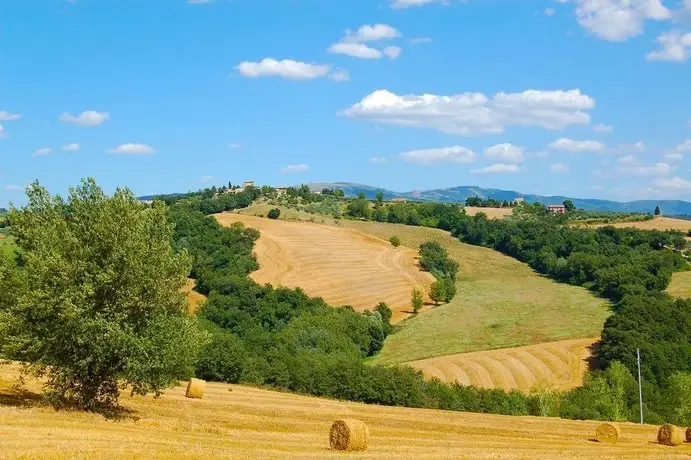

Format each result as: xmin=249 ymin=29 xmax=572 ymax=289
xmin=1 ymin=0 xmax=690 ymax=207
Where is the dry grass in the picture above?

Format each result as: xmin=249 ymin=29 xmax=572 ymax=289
xmin=335 ymin=221 xmax=610 ymax=365
xmin=405 ymin=337 xmax=599 ymax=393
xmin=180 ymin=278 xmax=207 ymax=314
xmin=593 ymin=217 xmax=691 ymax=233
xmin=214 ymin=213 xmax=434 ymax=322
xmin=667 ymin=271 xmax=691 ymax=299
xmin=464 ymin=207 xmax=513 ymax=219
xmin=0 ymin=363 xmax=687 ymax=459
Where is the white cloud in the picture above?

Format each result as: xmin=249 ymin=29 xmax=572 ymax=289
xmin=647 ymin=30 xmax=691 ymax=62
xmin=343 ymin=89 xmax=595 ymax=135
xmin=236 ymin=58 xmax=333 ymax=80
xmin=410 ymin=37 xmax=432 ymax=44
xmin=0 ymin=111 xmax=22 ymax=121
xmin=329 ymin=24 xmax=402 ymax=60
xmin=0 ymin=124 xmax=6 ymax=139
xmin=663 ymin=152 xmax=684 ymax=162
xmin=382 ymin=46 xmax=402 ymax=60
xmin=61 ymin=143 xmax=80 ymax=151
xmin=280 ymin=164 xmax=309 ymax=173
xmin=471 ymin=163 xmax=521 ymax=174
xmin=59 ymin=110 xmax=109 ymax=126
xmin=229 ymin=143 xmax=243 ymax=150
xmin=4 ymin=184 xmax=22 ymax=191
xmin=369 ymin=156 xmax=388 ymax=164
xmin=527 ymin=150 xmax=550 ymax=159
xmin=549 ymin=137 xmax=606 ymax=152
xmin=545 ymin=8 xmax=557 ymax=16
xmin=676 ymin=139 xmax=691 ymax=152
xmin=613 ymin=141 xmax=646 ymax=154
xmin=550 ymin=163 xmax=570 ymax=173
xmin=200 ymin=175 xmax=213 ymax=183
xmin=390 ymin=0 xmax=438 ymax=9
xmin=654 ymin=176 xmax=691 ymax=189
xmin=33 ymin=147 xmax=52 ymax=157
xmin=329 ymin=69 xmax=350 ymax=82
xmin=107 ymin=143 xmax=155 ymax=155
xmin=593 ymin=123 xmax=613 ymax=133
xmin=329 ymin=43 xmax=383 ymax=59
xmin=620 ymin=161 xmax=671 ymax=176
xmin=400 ymin=146 xmax=476 ymax=164
xmin=484 ymin=143 xmax=525 ymax=163
xmin=573 ymin=0 xmax=671 ymax=41
xmin=617 ymin=154 xmax=638 ymax=166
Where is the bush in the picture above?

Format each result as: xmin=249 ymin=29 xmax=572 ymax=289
xmin=267 ymin=208 xmax=281 ymax=219
xmin=389 ymin=236 xmax=401 ymax=248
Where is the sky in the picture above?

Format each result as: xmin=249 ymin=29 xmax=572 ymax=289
xmin=1 ymin=0 xmax=691 ymax=207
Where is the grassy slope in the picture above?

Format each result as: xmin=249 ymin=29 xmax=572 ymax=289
xmin=334 ymin=221 xmax=611 ymax=365
xmin=0 ymin=234 xmax=17 ymax=256
xmin=0 ymin=364 xmax=681 ymax=459
xmin=667 ymin=271 xmax=691 ymax=299
xmin=236 ymin=203 xmax=332 ymax=222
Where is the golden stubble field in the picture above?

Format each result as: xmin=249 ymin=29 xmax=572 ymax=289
xmin=592 ymin=217 xmax=691 ymax=233
xmin=214 ymin=213 xmax=434 ymax=322
xmin=1 ymin=364 xmax=687 ymax=459
xmin=405 ymin=337 xmax=599 ymax=393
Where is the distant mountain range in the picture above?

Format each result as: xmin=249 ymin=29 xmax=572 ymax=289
xmin=310 ymin=182 xmax=691 ymax=216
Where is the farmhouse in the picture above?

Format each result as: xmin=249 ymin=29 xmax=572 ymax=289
xmin=548 ymin=204 xmax=567 ymax=214
xmin=226 ymin=180 xmax=255 ymax=194
xmin=391 ymin=197 xmax=408 ymax=203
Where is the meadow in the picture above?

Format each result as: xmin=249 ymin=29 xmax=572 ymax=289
xmin=0 ymin=363 xmax=685 ymax=459
xmin=334 ymin=220 xmax=611 ymax=365
xmin=668 ymin=271 xmax=691 ymax=299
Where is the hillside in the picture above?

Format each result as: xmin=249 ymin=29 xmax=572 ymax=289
xmin=405 ymin=337 xmax=599 ymax=393
xmin=214 ymin=213 xmax=434 ymax=322
xmin=334 ymin=220 xmax=611 ymax=365
xmin=312 ymin=183 xmax=691 ymax=216
xmin=0 ymin=364 xmax=684 ymax=459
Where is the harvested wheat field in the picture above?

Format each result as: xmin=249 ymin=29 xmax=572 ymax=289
xmin=181 ymin=278 xmax=207 ymax=314
xmin=406 ymin=337 xmax=599 ymax=393
xmin=595 ymin=217 xmax=691 ymax=233
xmin=214 ymin=213 xmax=434 ymax=322
xmin=0 ymin=365 xmax=687 ymax=459
xmin=464 ymin=206 xmax=513 ymax=219
xmin=667 ymin=271 xmax=691 ymax=299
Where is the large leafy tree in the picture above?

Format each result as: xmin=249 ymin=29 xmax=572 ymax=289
xmin=2 ymin=179 xmax=206 ymax=409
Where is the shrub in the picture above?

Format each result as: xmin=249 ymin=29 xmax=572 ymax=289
xmin=267 ymin=208 xmax=281 ymax=219
xmin=389 ymin=236 xmax=401 ymax=248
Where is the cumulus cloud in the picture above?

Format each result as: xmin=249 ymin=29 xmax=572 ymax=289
xmin=654 ymin=176 xmax=691 ymax=189
xmin=676 ymin=139 xmax=691 ymax=152
xmin=342 ymin=89 xmax=595 ymax=135
xmin=550 ymin=163 xmax=570 ymax=173
xmin=471 ymin=163 xmax=520 ymax=174
xmin=0 ymin=124 xmax=6 ymax=139
xmin=33 ymin=147 xmax=52 ymax=157
xmin=593 ymin=123 xmax=613 ymax=133
xmin=618 ymin=159 xmax=671 ymax=176
xmin=0 ymin=111 xmax=22 ymax=121
xmin=4 ymin=184 xmax=22 ymax=191
xmin=663 ymin=152 xmax=684 ymax=162
xmin=280 ymin=164 xmax=309 ymax=173
xmin=59 ymin=110 xmax=109 ymax=126
xmin=369 ymin=156 xmax=388 ymax=164
xmin=62 ymin=143 xmax=80 ymax=151
xmin=329 ymin=24 xmax=402 ymax=60
xmin=549 ymin=137 xmax=605 ymax=152
xmin=107 ymin=143 xmax=155 ymax=155
xmin=647 ymin=30 xmax=691 ymax=62
xmin=236 ymin=58 xmax=339 ymax=80
xmin=572 ymin=0 xmax=671 ymax=41
xmin=484 ymin=143 xmax=525 ymax=163
xmin=400 ymin=146 xmax=476 ymax=164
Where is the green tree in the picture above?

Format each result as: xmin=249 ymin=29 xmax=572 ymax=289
xmin=375 ymin=191 xmax=384 ymax=206
xmin=411 ymin=288 xmax=424 ymax=314
xmin=2 ymin=179 xmax=206 ymax=410
xmin=389 ymin=236 xmax=401 ymax=248
xmin=430 ymin=280 xmax=445 ymax=305
xmin=346 ymin=193 xmax=371 ymax=219
xmin=654 ymin=206 xmax=661 ymax=216
xmin=562 ymin=200 xmax=576 ymax=212
xmin=267 ymin=208 xmax=281 ymax=219
xmin=667 ymin=372 xmax=691 ymax=425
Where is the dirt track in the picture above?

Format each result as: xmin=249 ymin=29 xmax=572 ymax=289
xmin=406 ymin=337 xmax=599 ymax=393
xmin=0 ymin=363 xmax=687 ymax=459
xmin=214 ymin=213 xmax=434 ymax=322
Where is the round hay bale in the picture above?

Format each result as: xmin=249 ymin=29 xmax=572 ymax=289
xmin=657 ymin=424 xmax=684 ymax=446
xmin=595 ymin=422 xmax=621 ymax=443
xmin=185 ymin=378 xmax=205 ymax=399
xmin=329 ymin=419 xmax=369 ymax=451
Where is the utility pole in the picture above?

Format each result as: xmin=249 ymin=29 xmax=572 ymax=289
xmin=637 ymin=348 xmax=644 ymax=425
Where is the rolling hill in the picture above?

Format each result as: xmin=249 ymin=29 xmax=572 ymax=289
xmin=312 ymin=182 xmax=691 ymax=216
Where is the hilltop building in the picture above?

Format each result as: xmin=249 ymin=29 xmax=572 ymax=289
xmin=226 ymin=180 xmax=255 ymax=194
xmin=547 ymin=204 xmax=567 ymax=214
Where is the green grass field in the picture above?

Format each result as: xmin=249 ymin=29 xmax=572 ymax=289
xmin=0 ymin=234 xmax=17 ymax=256
xmin=333 ymin=221 xmax=611 ymax=365
xmin=235 ymin=204 xmax=332 ymax=223
xmin=667 ymin=271 xmax=691 ymax=299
